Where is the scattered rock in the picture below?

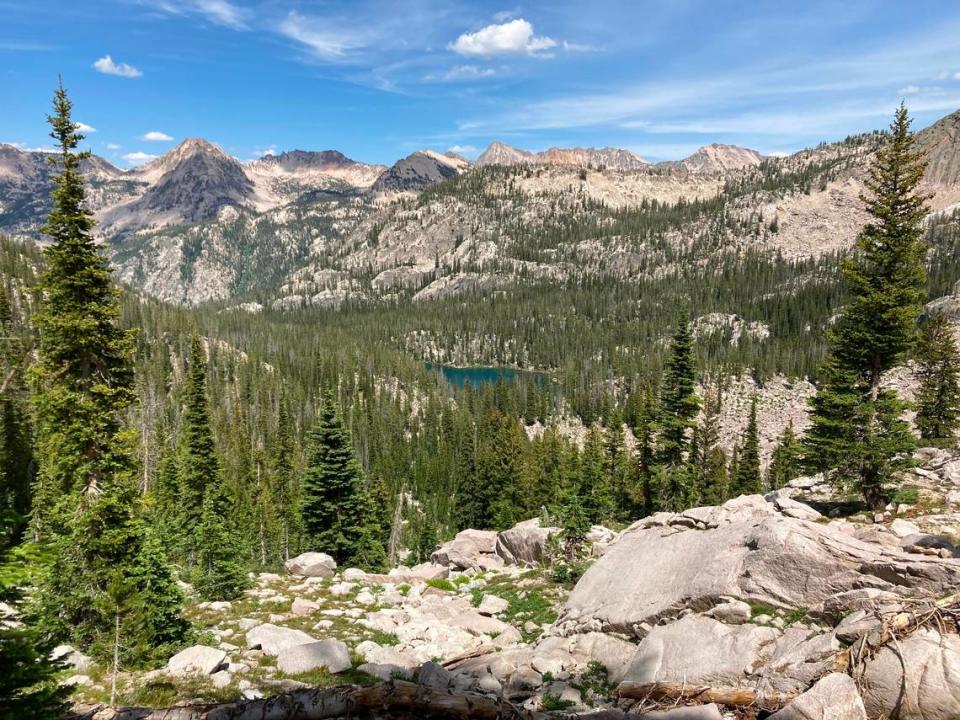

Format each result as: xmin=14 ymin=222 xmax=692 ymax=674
xmin=291 ymin=598 xmax=319 ymax=616
xmin=276 ymin=639 xmax=351 ymax=675
xmin=284 ymin=552 xmax=337 ymax=578
xmin=478 ymin=594 xmax=510 ymax=616
xmin=166 ymin=645 xmax=227 ymax=677
xmin=245 ymin=623 xmax=317 ymax=656
xmin=417 ymin=660 xmax=454 ymax=689
xmin=708 ymin=600 xmax=752 ymax=625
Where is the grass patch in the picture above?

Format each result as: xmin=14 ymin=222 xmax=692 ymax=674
xmin=573 ymin=661 xmax=614 ymax=702
xmin=541 ymin=692 xmax=576 ymax=711
xmin=784 ymin=608 xmax=808 ymax=626
xmin=367 ymin=630 xmax=400 ymax=646
xmin=425 ymin=578 xmax=456 ymax=592
xmin=892 ymin=485 xmax=920 ymax=505
xmin=749 ymin=603 xmax=777 ymax=619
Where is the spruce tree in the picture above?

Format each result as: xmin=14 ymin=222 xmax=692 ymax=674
xmin=178 ymin=336 xmax=220 ymax=560
xmin=693 ymin=385 xmax=728 ymax=505
xmin=179 ymin=336 xmax=248 ymax=598
xmin=914 ymin=314 xmax=960 ymax=443
xmin=804 ymin=105 xmax=928 ymax=508
xmin=301 ymin=390 xmax=384 ymax=566
xmin=30 ymin=83 xmax=185 ymax=663
xmin=0 ymin=512 xmax=69 ymax=720
xmin=730 ymin=397 xmax=762 ymax=496
xmin=767 ymin=420 xmax=803 ymax=489
xmin=656 ymin=309 xmax=700 ymax=466
xmin=0 ymin=285 xmax=33 ymax=535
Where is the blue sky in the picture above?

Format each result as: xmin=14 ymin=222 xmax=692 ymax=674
xmin=3 ymin=0 xmax=960 ymax=167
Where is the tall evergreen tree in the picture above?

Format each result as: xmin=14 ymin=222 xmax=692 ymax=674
xmin=178 ymin=336 xmax=220 ymax=560
xmin=30 ymin=83 xmax=185 ymax=662
xmin=767 ymin=420 xmax=803 ymax=490
xmin=804 ymin=105 xmax=928 ymax=508
xmin=730 ymin=397 xmax=762 ymax=496
xmin=0 ymin=286 xmax=33 ymax=537
xmin=301 ymin=390 xmax=384 ymax=566
xmin=692 ymin=385 xmax=728 ymax=505
xmin=914 ymin=313 xmax=960 ymax=443
xmin=657 ymin=309 xmax=700 ymax=466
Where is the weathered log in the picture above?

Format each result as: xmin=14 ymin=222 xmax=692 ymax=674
xmin=69 ymin=680 xmax=521 ymax=720
xmin=617 ymin=681 xmax=797 ymax=710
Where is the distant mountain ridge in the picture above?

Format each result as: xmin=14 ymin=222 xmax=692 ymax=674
xmin=476 ymin=142 xmax=648 ymax=170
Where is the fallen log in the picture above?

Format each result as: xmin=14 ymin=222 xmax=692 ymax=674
xmin=69 ymin=680 xmax=520 ymax=720
xmin=617 ymin=681 xmax=797 ymax=710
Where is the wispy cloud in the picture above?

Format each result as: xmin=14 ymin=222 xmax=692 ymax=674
xmin=76 ymin=122 xmax=96 ymax=133
xmin=123 ymin=151 xmax=158 ymax=165
xmin=449 ymin=19 xmax=556 ymax=57
xmin=425 ymin=65 xmax=496 ymax=82
xmin=140 ymin=130 xmax=174 ymax=141
xmin=278 ymin=11 xmax=367 ymax=62
xmin=106 ymin=143 xmax=122 ymax=150
xmin=93 ymin=55 xmax=142 ymax=78
xmin=447 ymin=144 xmax=478 ymax=157
xmin=143 ymin=0 xmax=249 ymax=30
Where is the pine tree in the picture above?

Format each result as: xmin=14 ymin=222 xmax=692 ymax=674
xmin=178 ymin=336 xmax=220 ymax=560
xmin=730 ymin=397 xmax=762 ymax=496
xmin=194 ymin=479 xmax=249 ymax=600
xmin=301 ymin=390 xmax=384 ymax=566
xmin=692 ymin=385 xmax=728 ymax=505
xmin=178 ymin=337 xmax=248 ymax=598
xmin=657 ymin=308 xmax=700 ymax=466
xmin=767 ymin=420 xmax=803 ymax=489
xmin=0 ymin=512 xmax=69 ymax=720
xmin=29 ymin=81 xmax=136 ymax=537
xmin=804 ymin=105 xmax=928 ymax=508
xmin=271 ymin=402 xmax=299 ymax=560
xmin=579 ymin=426 xmax=612 ymax=523
xmin=914 ymin=314 xmax=960 ymax=443
xmin=29 ymin=82 xmax=185 ymax=662
xmin=0 ymin=286 xmax=33 ymax=537
xmin=631 ymin=385 xmax=657 ymax=515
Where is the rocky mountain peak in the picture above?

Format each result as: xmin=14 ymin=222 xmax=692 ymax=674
xmin=476 ymin=141 xmax=534 ymax=166
xmin=679 ymin=143 xmax=763 ymax=174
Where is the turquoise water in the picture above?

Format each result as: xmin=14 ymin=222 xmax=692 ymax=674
xmin=425 ymin=362 xmax=548 ymax=387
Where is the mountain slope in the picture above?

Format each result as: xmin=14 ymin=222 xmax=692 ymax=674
xmin=917 ymin=109 xmax=960 ymax=188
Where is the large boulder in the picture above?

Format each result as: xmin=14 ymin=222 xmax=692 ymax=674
xmin=284 ymin=552 xmax=336 ymax=578
xmin=276 ymin=639 xmax=351 ymax=675
xmin=622 ymin=615 xmax=779 ymax=688
xmin=166 ymin=645 xmax=227 ymax=677
xmin=496 ymin=518 xmax=559 ymax=565
xmin=245 ymin=623 xmax=317 ymax=656
xmin=769 ymin=673 xmax=866 ymax=720
xmin=859 ymin=627 xmax=960 ymax=720
xmin=432 ymin=529 xmax=499 ymax=570
xmin=561 ymin=496 xmax=960 ymax=637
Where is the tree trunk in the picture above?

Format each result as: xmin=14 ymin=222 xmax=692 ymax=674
xmin=617 ymin=681 xmax=797 ymax=710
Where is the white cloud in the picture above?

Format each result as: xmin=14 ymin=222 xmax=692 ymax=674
xmin=106 ymin=143 xmax=121 ymax=150
xmin=147 ymin=0 xmax=249 ymax=30
xmin=141 ymin=131 xmax=174 ymax=142
xmin=449 ymin=19 xmax=556 ymax=57
xmin=76 ymin=122 xmax=96 ymax=133
xmin=955 ymin=71 xmax=960 ymax=80
xmin=123 ymin=151 xmax=158 ymax=165
xmin=93 ymin=55 xmax=142 ymax=78
xmin=278 ymin=11 xmax=365 ymax=61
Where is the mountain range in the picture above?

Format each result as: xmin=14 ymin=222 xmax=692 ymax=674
xmin=1 ymin=109 xmax=959 ymax=307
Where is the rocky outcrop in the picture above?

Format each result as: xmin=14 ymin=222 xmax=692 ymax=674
xmin=560 ymin=495 xmax=960 ymax=637
xmin=769 ymin=673 xmax=867 ymax=720
xmin=276 ymin=639 xmax=351 ymax=675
